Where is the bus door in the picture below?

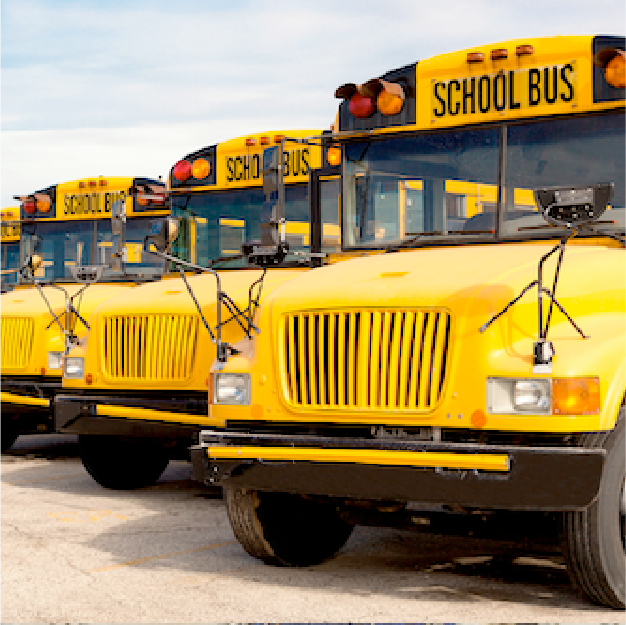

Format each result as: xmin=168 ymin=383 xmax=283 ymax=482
xmin=309 ymin=166 xmax=342 ymax=266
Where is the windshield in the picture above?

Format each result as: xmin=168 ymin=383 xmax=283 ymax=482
xmin=502 ymin=113 xmax=624 ymax=236
xmin=1 ymin=241 xmax=20 ymax=288
xmin=21 ymin=217 xmax=168 ymax=282
xmin=342 ymin=111 xmax=624 ymax=248
xmin=171 ymin=180 xmax=342 ymax=266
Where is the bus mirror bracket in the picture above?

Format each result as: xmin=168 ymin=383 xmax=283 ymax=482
xmin=143 ymin=249 xmax=263 ymax=366
xmin=479 ymin=183 xmax=617 ymax=372
xmin=243 ymin=145 xmax=288 ymax=268
xmin=111 ymin=198 xmax=127 ymax=272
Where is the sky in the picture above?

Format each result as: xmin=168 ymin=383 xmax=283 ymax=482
xmin=2 ymin=0 xmax=625 ymax=208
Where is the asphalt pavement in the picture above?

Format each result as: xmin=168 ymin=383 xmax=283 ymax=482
xmin=1 ymin=434 xmax=621 ymax=622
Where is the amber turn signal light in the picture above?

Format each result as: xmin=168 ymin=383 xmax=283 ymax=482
xmin=605 ymin=50 xmax=626 ymax=88
xmin=326 ymin=146 xmax=341 ymax=167
xmin=552 ymin=377 xmax=601 ymax=415
xmin=191 ymin=158 xmax=211 ymax=180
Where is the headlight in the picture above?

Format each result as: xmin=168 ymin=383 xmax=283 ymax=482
xmin=214 ymin=373 xmax=250 ymax=405
xmin=64 ymin=357 xmax=85 ymax=379
xmin=487 ymin=378 xmax=551 ymax=415
xmin=47 ymin=351 xmax=64 ymax=371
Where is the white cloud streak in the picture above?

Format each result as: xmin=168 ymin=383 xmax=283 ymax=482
xmin=1 ymin=0 xmax=624 ymax=206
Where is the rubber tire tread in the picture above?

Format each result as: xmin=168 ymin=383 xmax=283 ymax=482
xmin=79 ymin=434 xmax=170 ymax=490
xmin=561 ymin=411 xmax=625 ymax=609
xmin=225 ymin=488 xmax=282 ymax=565
xmin=225 ymin=487 xmax=354 ymax=567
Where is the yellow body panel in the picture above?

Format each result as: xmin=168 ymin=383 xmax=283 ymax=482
xmin=211 ymin=240 xmax=625 ymax=434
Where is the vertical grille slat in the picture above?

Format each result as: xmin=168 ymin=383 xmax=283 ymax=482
xmin=418 ymin=313 xmax=435 ymax=408
xmin=1 ymin=317 xmax=35 ymax=369
xmin=369 ymin=311 xmax=382 ymax=408
xmin=101 ymin=314 xmax=198 ymax=382
xmin=336 ymin=313 xmax=345 ymax=406
xmin=280 ymin=309 xmax=451 ymax=412
xmin=327 ymin=314 xmax=335 ymax=407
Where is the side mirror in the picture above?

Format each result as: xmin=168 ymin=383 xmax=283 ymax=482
xmin=21 ymin=253 xmax=43 ymax=280
xmin=111 ymin=198 xmax=126 ymax=237
xmin=243 ymin=146 xmax=288 ymax=267
xmin=143 ymin=217 xmax=180 ymax=253
xmin=29 ymin=254 xmax=43 ymax=273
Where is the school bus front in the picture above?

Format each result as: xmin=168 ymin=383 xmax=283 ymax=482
xmin=54 ymin=130 xmax=345 ymax=490
xmin=1 ymin=176 xmax=168 ymax=450
xmin=195 ymin=35 xmax=625 ymax=609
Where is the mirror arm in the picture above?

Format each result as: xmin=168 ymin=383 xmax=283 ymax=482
xmin=178 ymin=267 xmax=215 ymax=341
xmin=37 ymin=282 xmax=68 ymax=334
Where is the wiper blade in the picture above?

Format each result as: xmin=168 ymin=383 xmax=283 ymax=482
xmin=386 ymin=229 xmax=494 ymax=251
xmin=516 ymin=219 xmax=618 ymax=232
xmin=209 ymin=253 xmax=246 ymax=269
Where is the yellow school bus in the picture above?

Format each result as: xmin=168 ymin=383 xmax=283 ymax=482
xmin=1 ymin=176 xmax=169 ymax=450
xmin=1 ymin=207 xmax=21 ymax=292
xmin=194 ymin=36 xmax=625 ymax=608
xmin=55 ymin=130 xmax=343 ymax=489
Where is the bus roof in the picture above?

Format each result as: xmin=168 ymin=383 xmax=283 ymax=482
xmin=336 ymin=34 xmax=625 ymax=134
xmin=14 ymin=176 xmax=167 ymax=222
xmin=170 ymin=129 xmax=325 ymax=193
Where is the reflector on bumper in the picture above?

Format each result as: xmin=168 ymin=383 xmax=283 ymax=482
xmin=207 ymin=445 xmax=509 ymax=471
xmin=0 ymin=391 xmax=50 ymax=407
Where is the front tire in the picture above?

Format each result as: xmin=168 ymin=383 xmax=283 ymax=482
xmin=1 ymin=421 xmax=19 ymax=452
xmin=79 ymin=435 xmax=170 ymax=490
xmin=225 ymin=488 xmax=354 ymax=566
xmin=561 ymin=412 xmax=625 ymax=609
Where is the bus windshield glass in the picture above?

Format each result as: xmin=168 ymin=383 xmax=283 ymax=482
xmin=502 ymin=112 xmax=624 ymax=236
xmin=342 ymin=111 xmax=624 ymax=248
xmin=343 ymin=127 xmax=500 ymax=248
xmin=1 ymin=241 xmax=20 ymax=288
xmin=171 ymin=181 xmax=342 ymax=266
xmin=21 ymin=216 xmax=168 ymax=282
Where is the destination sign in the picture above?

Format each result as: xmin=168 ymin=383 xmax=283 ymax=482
xmin=225 ymin=148 xmax=311 ymax=183
xmin=431 ymin=62 xmax=577 ymax=120
xmin=63 ymin=191 xmax=125 ymax=217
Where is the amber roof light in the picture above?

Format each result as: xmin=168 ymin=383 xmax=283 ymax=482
xmin=516 ymin=44 xmax=534 ymax=57
xmin=466 ymin=52 xmax=485 ymax=63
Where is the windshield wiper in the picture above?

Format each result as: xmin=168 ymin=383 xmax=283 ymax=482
xmin=517 ymin=220 xmax=625 ymax=244
xmin=385 ymin=229 xmax=494 ymax=252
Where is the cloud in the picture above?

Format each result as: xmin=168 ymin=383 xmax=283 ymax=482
xmin=1 ymin=0 xmax=624 ymax=206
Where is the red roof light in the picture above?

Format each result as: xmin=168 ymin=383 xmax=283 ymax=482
xmin=172 ymin=160 xmax=192 ymax=182
xmin=348 ymin=92 xmax=376 ymax=118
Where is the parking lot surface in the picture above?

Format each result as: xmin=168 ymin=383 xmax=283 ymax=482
xmin=1 ymin=435 xmax=621 ymax=623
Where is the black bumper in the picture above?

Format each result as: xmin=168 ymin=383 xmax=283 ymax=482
xmin=1 ymin=376 xmax=60 ymax=433
xmin=55 ymin=393 xmax=209 ymax=439
xmin=191 ymin=430 xmax=606 ymax=512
